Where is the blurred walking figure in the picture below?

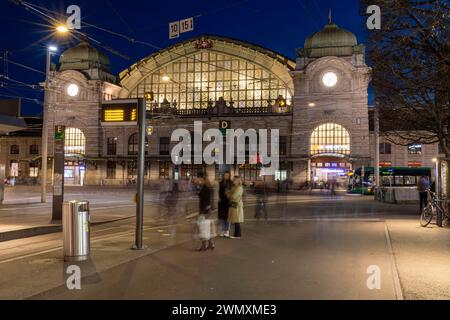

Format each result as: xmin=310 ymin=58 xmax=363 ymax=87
xmin=195 ymin=173 xmax=216 ymax=251
xmin=417 ymin=175 xmax=430 ymax=213
xmin=254 ymin=182 xmax=268 ymax=220
xmin=227 ymin=176 xmax=244 ymax=239
xmin=164 ymin=182 xmax=180 ymax=235
xmin=218 ymin=171 xmax=232 ymax=237
xmin=330 ymin=177 xmax=337 ymax=197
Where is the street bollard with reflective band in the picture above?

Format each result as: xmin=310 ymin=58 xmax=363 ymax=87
xmin=63 ymin=200 xmax=90 ymax=261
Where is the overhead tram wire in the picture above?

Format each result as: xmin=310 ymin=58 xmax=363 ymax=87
xmin=22 ymin=0 xmax=290 ymax=89
xmin=311 ymin=0 xmax=328 ymax=25
xmin=0 ymin=93 xmax=42 ymax=105
xmin=0 ymin=74 xmax=40 ymax=90
xmin=104 ymin=0 xmax=137 ymax=39
xmin=11 ymin=0 xmax=293 ymax=101
xmin=295 ymin=0 xmax=322 ymax=31
xmin=0 ymin=55 xmax=110 ymax=96
xmin=10 ymin=0 xmax=131 ymax=61
xmin=101 ymin=0 xmax=252 ymax=34
xmin=0 ymin=55 xmax=46 ymax=75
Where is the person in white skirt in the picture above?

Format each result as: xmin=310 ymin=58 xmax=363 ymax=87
xmin=195 ymin=173 xmax=215 ymax=251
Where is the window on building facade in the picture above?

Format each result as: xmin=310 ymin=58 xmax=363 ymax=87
xmin=107 ymin=160 xmax=116 ymax=179
xmin=310 ymin=123 xmax=350 ymax=156
xmin=408 ymin=143 xmax=422 ymax=155
xmin=10 ymin=145 xmax=19 ymax=155
xmin=179 ymin=164 xmax=204 ymax=179
xmin=10 ymin=160 xmax=19 ymax=177
xmin=107 ymin=137 xmax=117 ymax=155
xmin=128 ymin=133 xmax=148 ymax=156
xmin=29 ymin=144 xmax=39 ymax=155
xmin=275 ymin=162 xmax=290 ymax=181
xmin=159 ymin=161 xmax=170 ymax=179
xmin=159 ymin=137 xmax=171 ymax=156
xmin=127 ymin=160 xmax=137 ymax=177
xmin=379 ymin=143 xmax=392 ymax=154
xmin=275 ymin=170 xmax=288 ymax=181
xmin=29 ymin=160 xmax=39 ymax=177
xmin=29 ymin=167 xmax=39 ymax=177
xmin=65 ymin=128 xmax=86 ymax=155
xmin=238 ymin=164 xmax=262 ymax=181
xmin=129 ymin=51 xmax=292 ymax=109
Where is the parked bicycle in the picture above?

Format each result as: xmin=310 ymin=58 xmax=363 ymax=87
xmin=420 ymin=189 xmax=449 ymax=227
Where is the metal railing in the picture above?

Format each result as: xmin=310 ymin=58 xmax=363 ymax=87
xmin=147 ymin=105 xmax=292 ymax=118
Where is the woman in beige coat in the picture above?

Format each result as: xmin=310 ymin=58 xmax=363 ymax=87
xmin=227 ymin=176 xmax=244 ymax=239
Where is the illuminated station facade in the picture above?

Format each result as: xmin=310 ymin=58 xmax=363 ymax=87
xmin=0 ymin=21 xmax=438 ymax=188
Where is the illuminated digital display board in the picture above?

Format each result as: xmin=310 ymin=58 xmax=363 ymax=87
xmin=102 ymin=100 xmax=138 ymax=122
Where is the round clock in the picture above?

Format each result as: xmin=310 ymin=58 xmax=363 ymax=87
xmin=322 ymin=72 xmax=338 ymax=88
xmin=67 ymin=83 xmax=79 ymax=97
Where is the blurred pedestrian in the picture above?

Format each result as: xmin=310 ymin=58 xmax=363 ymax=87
xmin=417 ymin=175 xmax=430 ymax=213
xmin=227 ymin=176 xmax=244 ymax=239
xmin=195 ymin=173 xmax=215 ymax=251
xmin=330 ymin=177 xmax=337 ymax=197
xmin=218 ymin=171 xmax=232 ymax=237
xmin=165 ymin=182 xmax=180 ymax=234
xmin=254 ymin=182 xmax=268 ymax=220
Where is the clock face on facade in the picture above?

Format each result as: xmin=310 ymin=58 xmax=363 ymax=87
xmin=67 ymin=83 xmax=79 ymax=97
xmin=322 ymin=72 xmax=338 ymax=88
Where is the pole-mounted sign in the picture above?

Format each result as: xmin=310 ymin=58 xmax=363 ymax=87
xmin=219 ymin=120 xmax=231 ymax=136
xmin=99 ymin=98 xmax=147 ymax=249
xmin=52 ymin=125 xmax=65 ymax=222
xmin=169 ymin=17 xmax=194 ymax=39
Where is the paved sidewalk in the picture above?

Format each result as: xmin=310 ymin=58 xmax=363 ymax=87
xmin=0 ymin=220 xmax=193 ymax=299
xmin=386 ymin=218 xmax=450 ymax=300
xmin=7 ymin=220 xmax=398 ymax=300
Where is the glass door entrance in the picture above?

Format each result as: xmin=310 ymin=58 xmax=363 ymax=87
xmin=64 ymin=160 xmax=85 ymax=186
xmin=311 ymin=159 xmax=351 ymax=190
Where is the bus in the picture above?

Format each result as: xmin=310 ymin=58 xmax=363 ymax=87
xmin=348 ymin=167 xmax=432 ymax=195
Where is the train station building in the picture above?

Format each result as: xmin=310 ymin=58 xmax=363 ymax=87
xmin=0 ymin=20 xmax=439 ymax=188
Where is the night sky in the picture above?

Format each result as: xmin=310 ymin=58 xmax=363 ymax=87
xmin=0 ymin=0 xmax=371 ymax=116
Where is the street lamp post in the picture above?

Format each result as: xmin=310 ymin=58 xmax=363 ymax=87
xmin=41 ymin=46 xmax=56 ymax=203
xmin=374 ymin=103 xmax=380 ymax=196
xmin=133 ymin=98 xmax=147 ymax=250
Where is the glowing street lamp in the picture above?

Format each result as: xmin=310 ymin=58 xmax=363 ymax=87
xmin=48 ymin=45 xmax=58 ymax=52
xmin=56 ymin=25 xmax=69 ymax=33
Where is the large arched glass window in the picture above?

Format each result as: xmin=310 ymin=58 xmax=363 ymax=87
xmin=310 ymin=123 xmax=350 ymax=156
xmin=130 ymin=51 xmax=292 ymax=109
xmin=65 ymin=128 xmax=85 ymax=155
xmin=128 ymin=133 xmax=148 ymax=155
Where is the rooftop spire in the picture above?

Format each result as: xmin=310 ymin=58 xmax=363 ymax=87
xmin=328 ymin=8 xmax=332 ymax=24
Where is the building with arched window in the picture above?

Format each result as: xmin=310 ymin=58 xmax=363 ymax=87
xmin=0 ymin=20 xmax=439 ymax=187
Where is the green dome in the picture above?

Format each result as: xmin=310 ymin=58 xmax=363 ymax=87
xmin=59 ymin=41 xmax=111 ymax=72
xmin=304 ymin=23 xmax=357 ymax=58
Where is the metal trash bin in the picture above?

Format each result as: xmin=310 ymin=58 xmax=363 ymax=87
xmin=63 ymin=200 xmax=90 ymax=261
